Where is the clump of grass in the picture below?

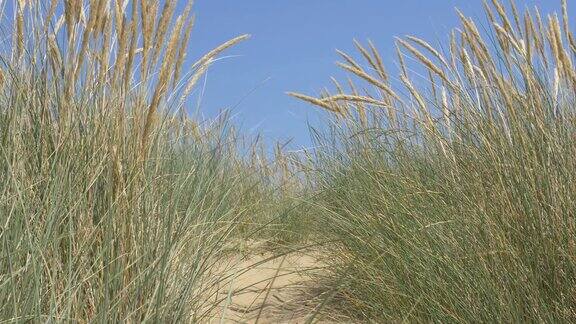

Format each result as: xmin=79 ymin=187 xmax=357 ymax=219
xmin=291 ymin=0 xmax=576 ymax=321
xmin=0 ymin=0 xmax=277 ymax=321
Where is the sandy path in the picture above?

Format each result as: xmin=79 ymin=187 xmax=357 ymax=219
xmin=204 ymin=246 xmax=330 ymax=323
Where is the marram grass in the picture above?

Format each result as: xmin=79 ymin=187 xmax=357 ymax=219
xmin=290 ymin=0 xmax=576 ymax=322
xmin=0 ymin=0 xmax=271 ymax=322
xmin=3 ymin=0 xmax=576 ymax=323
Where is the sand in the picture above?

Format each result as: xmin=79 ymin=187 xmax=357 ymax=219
xmin=203 ymin=245 xmax=331 ymax=324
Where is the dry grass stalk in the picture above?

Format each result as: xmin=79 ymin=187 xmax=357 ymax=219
xmin=112 ymin=17 xmax=131 ymax=83
xmin=440 ymin=86 xmax=451 ymax=137
xmin=45 ymin=0 xmax=59 ymax=33
xmin=192 ymin=34 xmax=250 ymax=69
xmin=96 ymin=12 xmax=112 ymax=93
xmin=493 ymin=22 xmax=524 ymax=55
xmin=323 ymin=94 xmax=391 ymax=108
xmin=400 ymin=74 xmax=433 ymax=129
xmin=353 ymin=39 xmax=387 ymax=84
xmin=151 ymin=1 xmax=177 ymax=68
xmin=534 ymin=7 xmax=550 ymax=68
xmin=482 ymin=0 xmax=496 ymax=25
xmin=524 ymin=11 xmax=533 ymax=62
xmin=336 ymin=49 xmax=363 ymax=71
xmin=406 ymin=35 xmax=450 ymax=69
xmin=140 ymin=0 xmax=158 ymax=81
xmin=141 ymin=14 xmax=186 ymax=153
xmin=174 ymin=12 xmax=195 ymax=86
xmin=368 ymin=40 xmax=389 ymax=82
xmin=509 ymin=0 xmax=522 ymax=35
xmin=491 ymin=0 xmax=515 ymax=35
xmin=346 ymin=77 xmax=371 ymax=125
xmin=124 ymin=0 xmax=139 ymax=92
xmin=180 ymin=58 xmax=212 ymax=103
xmin=337 ymin=62 xmax=400 ymax=102
xmin=331 ymin=76 xmax=344 ymax=94
xmin=14 ymin=0 xmax=25 ymax=59
xmin=286 ymin=92 xmax=342 ymax=114
xmin=561 ymin=0 xmax=570 ymax=40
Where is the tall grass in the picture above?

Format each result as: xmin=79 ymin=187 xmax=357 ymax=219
xmin=291 ymin=0 xmax=576 ymax=322
xmin=0 ymin=0 xmax=279 ymax=321
xmin=4 ymin=0 xmax=576 ymax=322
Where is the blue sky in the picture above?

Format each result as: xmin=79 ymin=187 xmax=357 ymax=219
xmin=184 ymin=0 xmax=565 ymax=149
xmin=3 ymin=1 xmax=566 ymax=148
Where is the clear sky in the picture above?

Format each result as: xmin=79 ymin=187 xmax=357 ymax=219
xmin=3 ymin=1 xmax=566 ymax=148
xmin=185 ymin=0 xmax=566 ymax=149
